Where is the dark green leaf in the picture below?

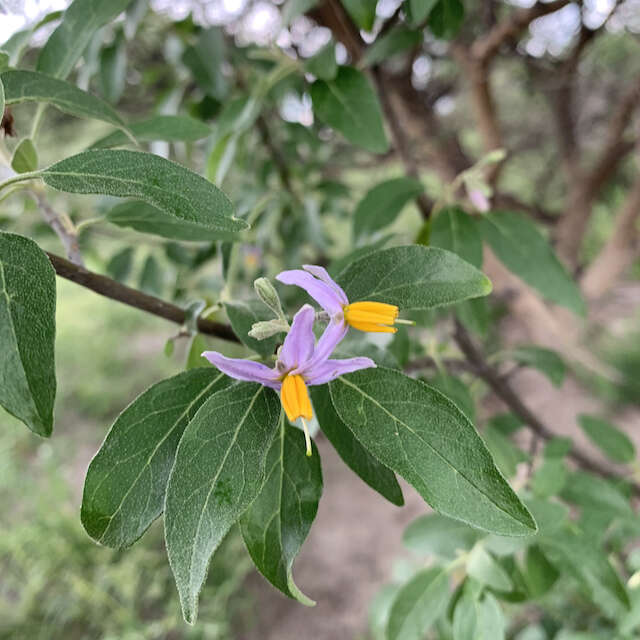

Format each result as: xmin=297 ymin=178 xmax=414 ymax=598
xmin=508 ymin=346 xmax=566 ymax=387
xmin=311 ymin=66 xmax=389 ymax=153
xmin=182 ymin=27 xmax=228 ymax=100
xmin=578 ymin=414 xmax=635 ymax=464
xmin=403 ymin=513 xmax=480 ymax=559
xmin=99 ymin=31 xmax=127 ymax=104
xmin=342 ymin=0 xmax=378 ymax=31
xmin=81 ymin=369 xmax=230 ymax=548
xmin=106 ymin=247 xmax=133 ymax=282
xmin=429 ymin=373 xmax=475 ymax=423
xmin=337 ymin=245 xmax=492 ymax=310
xmin=92 ymin=115 xmax=211 ymax=148
xmin=467 ymin=546 xmax=513 ymax=592
xmin=456 ymin=297 xmax=490 ymax=337
xmin=478 ymin=211 xmax=585 ymax=315
xmin=0 ymin=232 xmax=56 ymax=437
xmin=430 ymin=206 xmax=482 ymax=268
xmin=362 ymin=27 xmax=422 ymax=67
xmin=405 ymin=0 xmax=439 ymax=26
xmin=329 ymin=368 xmax=536 ymax=535
xmin=11 ymin=138 xmax=38 ymax=173
xmin=37 ymin=0 xmax=133 ymax=79
xmin=41 ymin=150 xmax=246 ymax=236
xmin=0 ymin=70 xmax=127 ymax=130
xmin=311 ymin=385 xmax=404 ymax=506
xmin=386 ymin=568 xmax=450 ymax=640
xmin=523 ymin=545 xmax=558 ymax=598
xmin=428 ymin=0 xmax=465 ymax=39
xmin=164 ymin=383 xmax=280 ymax=623
xmin=353 ymin=177 xmax=424 ymax=239
xmin=139 ymin=254 xmax=163 ymax=296
xmin=306 ymin=42 xmax=338 ymax=80
xmin=240 ymin=422 xmax=322 ymax=605
xmin=225 ymin=300 xmax=283 ymax=358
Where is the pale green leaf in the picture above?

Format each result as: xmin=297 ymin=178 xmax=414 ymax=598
xmin=0 ymin=232 xmax=56 ymax=436
xmin=329 ymin=368 xmax=536 ymax=535
xmin=353 ymin=177 xmax=424 ymax=239
xmin=477 ymin=593 xmax=505 ymax=640
xmin=37 ymin=0 xmax=132 ymax=79
xmin=578 ymin=414 xmax=635 ymax=464
xmin=531 ymin=458 xmax=567 ymax=498
xmin=164 ymin=383 xmax=280 ymax=623
xmin=240 ymin=421 xmax=322 ymax=605
xmin=311 ymin=66 xmax=389 ymax=153
xmin=99 ymin=30 xmax=126 ymax=104
xmin=336 ymin=245 xmax=492 ymax=310
xmin=561 ymin=471 xmax=633 ymax=519
xmin=41 ymin=150 xmax=247 ymax=236
xmin=10 ymin=137 xmax=37 ymax=173
xmin=403 ymin=513 xmax=480 ymax=559
xmin=0 ymin=11 xmax=63 ymax=67
xmin=81 ymin=369 xmax=231 ymax=548
xmin=467 ymin=545 xmax=513 ymax=592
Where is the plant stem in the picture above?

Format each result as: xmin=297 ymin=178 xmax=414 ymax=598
xmin=0 ymin=170 xmax=42 ymax=192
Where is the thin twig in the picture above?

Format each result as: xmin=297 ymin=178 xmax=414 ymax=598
xmin=47 ymin=252 xmax=239 ymax=343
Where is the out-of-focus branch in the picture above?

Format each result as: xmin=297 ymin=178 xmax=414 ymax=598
xmin=30 ymin=190 xmax=84 ymax=267
xmin=581 ymin=170 xmax=640 ymax=299
xmin=47 ymin=253 xmax=240 ymax=342
xmin=256 ymin=115 xmax=294 ymax=194
xmin=452 ymin=320 xmax=640 ymax=495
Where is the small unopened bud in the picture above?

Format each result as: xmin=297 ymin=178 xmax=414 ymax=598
xmin=248 ymin=319 xmax=289 ymax=341
xmin=467 ymin=188 xmax=490 ymax=212
xmin=254 ymin=277 xmax=284 ymax=318
xmin=481 ymin=148 xmax=507 ymax=165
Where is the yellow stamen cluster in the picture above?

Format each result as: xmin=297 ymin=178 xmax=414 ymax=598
xmin=281 ymin=374 xmax=313 ymax=423
xmin=343 ymin=301 xmax=399 ymax=333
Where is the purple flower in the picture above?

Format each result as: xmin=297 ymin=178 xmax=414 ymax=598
xmin=202 ymin=304 xmax=375 ymax=454
xmin=276 ymin=265 xmax=400 ymax=334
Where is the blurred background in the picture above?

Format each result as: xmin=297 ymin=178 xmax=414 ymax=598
xmin=1 ymin=0 xmax=640 ymax=638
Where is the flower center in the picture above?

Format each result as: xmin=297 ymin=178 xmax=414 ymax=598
xmin=280 ymin=374 xmax=313 ymax=423
xmin=343 ymin=301 xmax=399 ymax=333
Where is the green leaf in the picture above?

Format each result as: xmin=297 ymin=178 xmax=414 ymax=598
xmin=329 ymin=368 xmax=536 ymax=535
xmin=139 ymin=254 xmax=163 ymax=296
xmin=342 ymin=0 xmax=378 ymax=31
xmin=523 ymin=545 xmax=558 ymax=598
xmin=0 ymin=70 xmax=127 ymax=131
xmin=306 ymin=42 xmax=338 ymax=80
xmin=405 ymin=0 xmax=439 ymax=26
xmin=0 ymin=232 xmax=56 ymax=436
xmin=81 ymin=369 xmax=230 ymax=548
xmin=92 ymin=115 xmax=211 ymax=149
xmin=41 ymin=150 xmax=247 ymax=237
xmin=507 ymin=346 xmax=566 ymax=388
xmin=106 ymin=247 xmax=133 ymax=282
xmin=578 ymin=414 xmax=635 ymax=464
xmin=225 ymin=300 xmax=283 ymax=358
xmin=403 ymin=513 xmax=480 ymax=559
xmin=428 ymin=0 xmax=465 ymax=39
xmin=311 ymin=385 xmax=404 ymax=506
xmin=282 ymin=0 xmax=319 ymax=26
xmin=476 ymin=594 xmax=505 ymax=640
xmin=467 ymin=546 xmax=513 ymax=592
xmin=311 ymin=66 xmax=389 ymax=153
xmin=478 ymin=211 xmax=585 ymax=315
xmin=430 ymin=206 xmax=482 ymax=268
xmin=37 ymin=0 xmax=133 ymax=79
xmin=353 ymin=177 xmax=424 ymax=239
xmin=10 ymin=138 xmax=38 ymax=173
xmin=561 ymin=471 xmax=633 ymax=519
xmin=164 ymin=383 xmax=280 ymax=623
xmin=99 ymin=30 xmax=127 ymax=104
xmin=336 ymin=245 xmax=492 ymax=310
xmin=240 ymin=421 xmax=322 ymax=605
xmin=328 ymin=235 xmax=391 ymax=276
xmin=0 ymin=11 xmax=63 ymax=67
xmin=531 ymin=458 xmax=567 ymax=498
xmin=0 ymin=75 xmax=4 ymax=117
xmin=362 ymin=27 xmax=422 ymax=67
xmin=386 ymin=568 xmax=450 ymax=640
xmin=483 ymin=424 xmax=527 ymax=479
xmin=429 ymin=373 xmax=475 ymax=423
xmin=452 ymin=587 xmax=478 ymax=640
xmin=182 ymin=27 xmax=228 ymax=100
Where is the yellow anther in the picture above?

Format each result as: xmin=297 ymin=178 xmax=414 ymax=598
xmin=344 ymin=301 xmax=399 ymax=333
xmin=280 ymin=374 xmax=313 ymax=423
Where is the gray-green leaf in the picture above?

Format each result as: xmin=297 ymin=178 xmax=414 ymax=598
xmin=386 ymin=567 xmax=450 ymax=640
xmin=0 ymin=70 xmax=127 ymax=130
xmin=467 ymin=545 xmax=513 ymax=592
xmin=11 ymin=137 xmax=38 ymax=173
xmin=353 ymin=177 xmax=424 ymax=240
xmin=578 ymin=414 xmax=635 ymax=464
xmin=430 ymin=206 xmax=482 ymax=268
xmin=336 ymin=245 xmax=492 ymax=310
xmin=225 ymin=300 xmax=283 ymax=358
xmin=329 ymin=368 xmax=536 ymax=535
xmin=81 ymin=369 xmax=231 ymax=548
xmin=91 ymin=115 xmax=211 ymax=148
xmin=41 ymin=150 xmax=247 ymax=236
xmin=240 ymin=422 xmax=322 ymax=605
xmin=164 ymin=383 xmax=281 ymax=623
xmin=0 ymin=232 xmax=56 ymax=436
xmin=478 ymin=211 xmax=585 ymax=315
xmin=37 ymin=0 xmax=133 ymax=79
xmin=311 ymin=385 xmax=404 ymax=506
xmin=311 ymin=66 xmax=389 ymax=153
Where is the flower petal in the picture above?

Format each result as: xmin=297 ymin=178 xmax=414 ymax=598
xmin=278 ymin=304 xmax=316 ymax=371
xmin=302 ymin=264 xmax=348 ymax=304
xmin=276 ymin=269 xmax=345 ymax=315
xmin=299 ymin=317 xmax=347 ymax=374
xmin=201 ymin=351 xmax=281 ymax=389
xmin=305 ymin=356 xmax=376 ymax=386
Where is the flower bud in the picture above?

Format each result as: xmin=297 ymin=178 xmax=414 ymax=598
xmin=248 ymin=319 xmax=288 ymax=341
